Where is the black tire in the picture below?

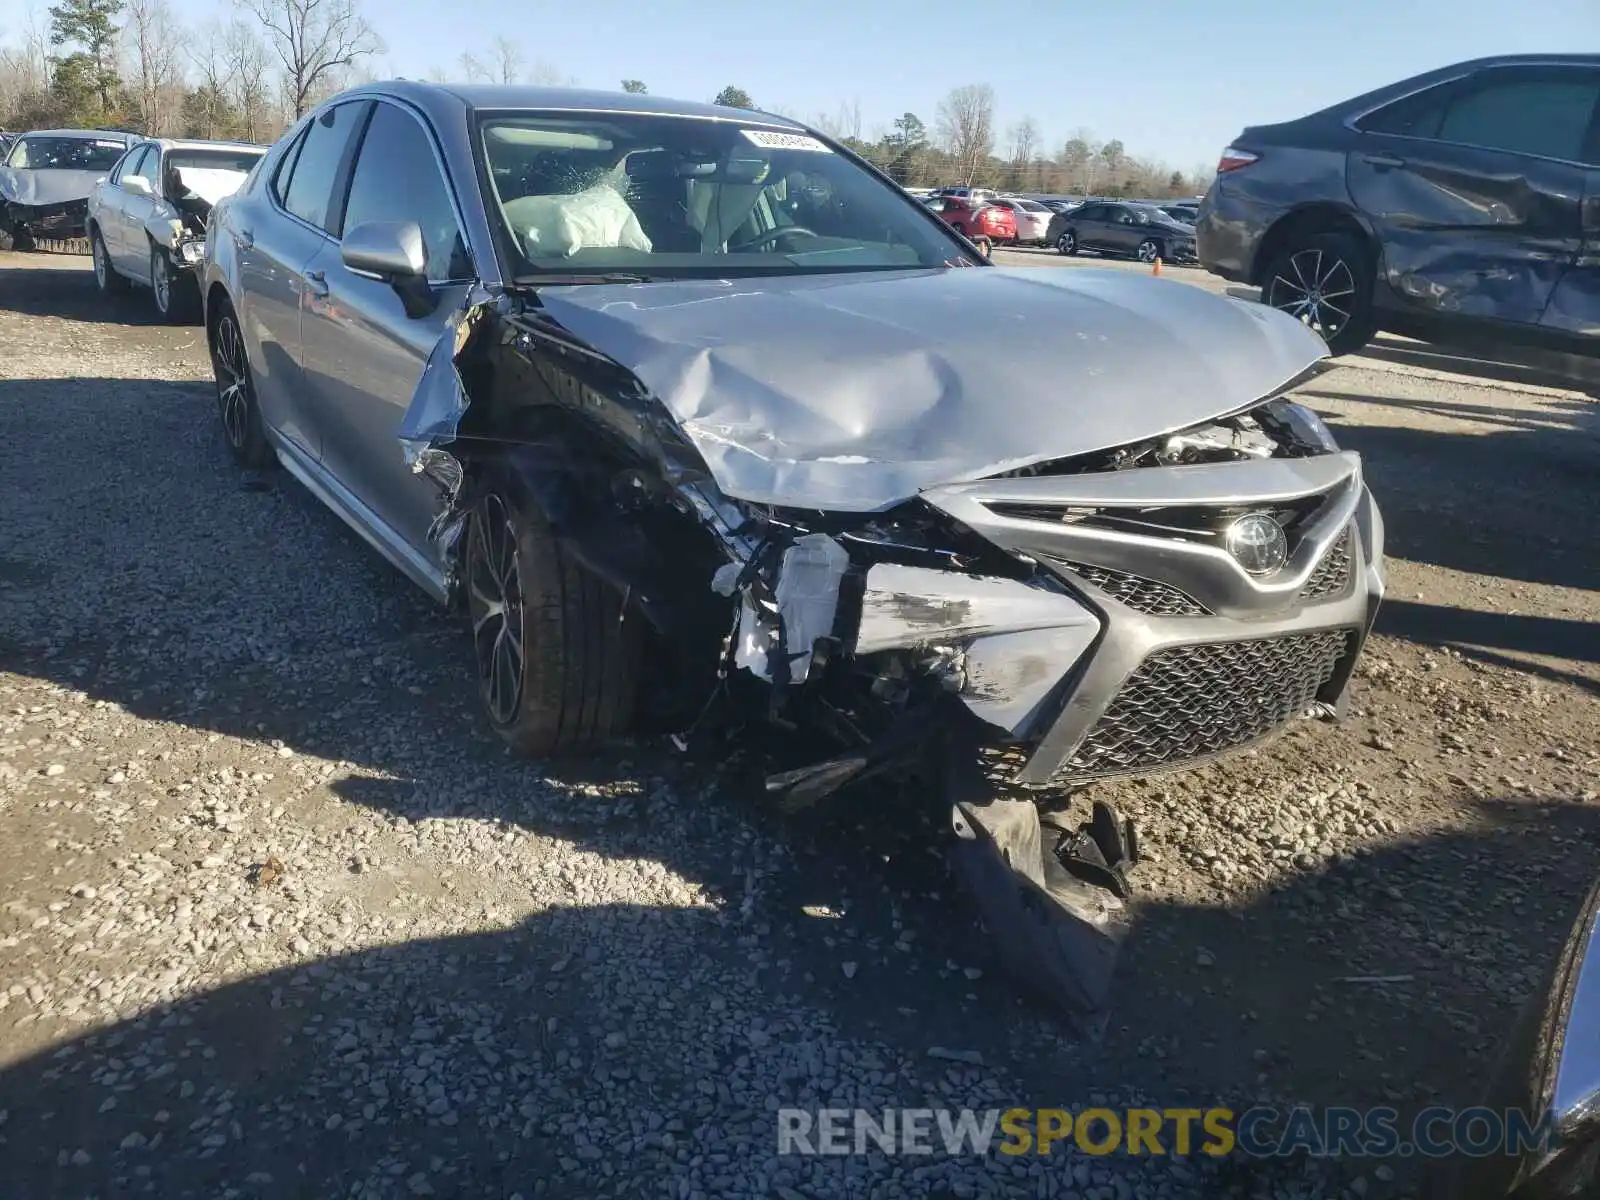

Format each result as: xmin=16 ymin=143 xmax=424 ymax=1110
xmin=1 ymin=221 xmax=34 ymax=252
xmin=1136 ymin=238 xmax=1162 ymax=264
xmin=465 ymin=471 xmax=641 ymax=756
xmin=208 ymin=299 xmax=274 ymax=468
xmin=150 ymin=243 xmax=198 ymax=323
xmin=1056 ymin=230 xmax=1077 ymax=256
xmin=1259 ymin=230 xmax=1377 ymax=356
xmin=91 ymin=230 xmax=127 ymax=296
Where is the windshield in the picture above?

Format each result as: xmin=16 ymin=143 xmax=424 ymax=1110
xmin=478 ymin=112 xmax=973 ymax=277
xmin=6 ymin=135 xmax=127 ymax=171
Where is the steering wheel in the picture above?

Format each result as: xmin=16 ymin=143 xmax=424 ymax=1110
xmin=728 ymin=225 xmax=820 ymax=253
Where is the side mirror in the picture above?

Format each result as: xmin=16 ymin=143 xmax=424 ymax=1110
xmin=340 ymin=220 xmax=435 ymax=318
xmin=341 ymin=219 xmax=426 ymax=280
xmin=123 ymin=175 xmax=152 ymax=197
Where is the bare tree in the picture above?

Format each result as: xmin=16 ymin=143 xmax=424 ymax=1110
xmin=527 ymin=58 xmax=577 ymax=87
xmin=456 ymin=50 xmax=488 ymax=82
xmin=187 ymin=21 xmax=235 ymax=137
xmin=488 ymin=35 xmax=522 ymax=84
xmin=0 ymin=11 xmax=54 ymax=120
xmin=1061 ymin=127 xmax=1102 ymax=194
xmin=124 ymin=0 xmax=183 ymax=134
xmin=238 ymin=0 xmax=382 ymax=119
xmin=222 ymin=16 xmax=271 ymax=139
xmin=935 ymin=83 xmax=995 ymax=186
xmin=1006 ymin=116 xmax=1038 ymax=189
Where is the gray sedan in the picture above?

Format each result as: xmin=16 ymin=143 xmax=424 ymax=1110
xmin=201 ymin=82 xmax=1384 ymax=1021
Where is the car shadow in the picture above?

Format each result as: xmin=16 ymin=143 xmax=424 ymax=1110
xmin=1353 ymin=335 xmax=1600 ymax=397
xmin=1293 ymin=388 xmax=1599 ymax=596
xmin=0 ymin=261 xmax=193 ymax=329
xmin=0 ymin=795 xmax=1594 ymax=1197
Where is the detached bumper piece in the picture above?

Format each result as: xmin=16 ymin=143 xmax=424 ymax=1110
xmin=8 ymin=198 xmax=88 ymax=239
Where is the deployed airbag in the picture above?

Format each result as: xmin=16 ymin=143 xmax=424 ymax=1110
xmin=503 ymin=185 xmax=653 ymax=259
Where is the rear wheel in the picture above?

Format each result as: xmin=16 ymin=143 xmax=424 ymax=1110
xmin=466 ymin=471 xmax=641 ymax=756
xmin=92 ymin=230 xmax=126 ymax=295
xmin=1260 ymin=230 xmax=1377 ymax=356
xmin=209 ymin=300 xmax=274 ymax=468
xmin=1056 ymin=230 xmax=1077 ymax=256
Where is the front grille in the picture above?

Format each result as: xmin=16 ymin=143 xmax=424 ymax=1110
xmin=1055 ymin=560 xmax=1208 ymax=616
xmin=1299 ymin=529 xmax=1352 ymax=601
xmin=1059 ymin=629 xmax=1354 ymax=779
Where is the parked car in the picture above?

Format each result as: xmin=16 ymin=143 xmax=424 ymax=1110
xmin=1161 ymin=202 xmax=1199 ymax=224
xmin=1198 ymin=53 xmax=1600 ymax=356
xmin=994 ymin=196 xmax=1053 ymax=245
xmin=201 ymin=82 xmax=1382 ymax=1019
xmin=1047 ymin=200 xmax=1198 ymax=263
xmin=88 ymin=137 xmax=265 ymax=321
xmin=0 ymin=128 xmax=138 ymax=249
xmin=932 ymin=185 xmax=996 ymax=203
xmin=921 ymin=193 xmax=1015 ymax=254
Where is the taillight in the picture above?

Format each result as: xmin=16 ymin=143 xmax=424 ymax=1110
xmin=1217 ymin=146 xmax=1259 ymax=173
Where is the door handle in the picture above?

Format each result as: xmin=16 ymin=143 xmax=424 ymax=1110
xmin=1362 ymin=153 xmax=1406 ymax=170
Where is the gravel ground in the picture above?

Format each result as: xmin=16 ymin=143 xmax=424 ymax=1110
xmin=0 ymin=249 xmax=1597 ymax=1199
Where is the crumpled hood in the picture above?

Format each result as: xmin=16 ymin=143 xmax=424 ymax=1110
xmin=537 ymin=266 xmax=1327 ymax=512
xmin=0 ymin=168 xmax=105 ymax=207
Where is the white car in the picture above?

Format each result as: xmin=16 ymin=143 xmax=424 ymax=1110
xmin=87 ymin=137 xmax=264 ymax=321
xmin=998 ymin=196 xmax=1054 ymax=245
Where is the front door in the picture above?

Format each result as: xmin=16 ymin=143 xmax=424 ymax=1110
xmin=297 ymin=98 xmax=477 ymax=562
xmin=1346 ymin=64 xmax=1599 ymax=330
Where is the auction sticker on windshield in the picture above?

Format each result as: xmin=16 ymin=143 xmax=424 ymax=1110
xmin=741 ymin=130 xmax=831 ymax=153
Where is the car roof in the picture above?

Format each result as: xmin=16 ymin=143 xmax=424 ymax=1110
xmin=141 ymin=137 xmax=266 ymax=153
xmin=337 ymin=80 xmax=808 ymax=131
xmin=16 ymin=128 xmax=138 ymax=142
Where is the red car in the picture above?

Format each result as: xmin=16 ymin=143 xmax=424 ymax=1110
xmin=920 ymin=194 xmax=1015 ymax=257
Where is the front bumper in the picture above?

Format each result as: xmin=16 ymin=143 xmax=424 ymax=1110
xmin=891 ymin=453 xmax=1385 ymax=786
xmin=7 ymin=198 xmax=88 ymax=239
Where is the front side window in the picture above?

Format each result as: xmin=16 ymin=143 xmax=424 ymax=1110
xmin=122 ymin=145 xmax=154 ymax=184
xmin=478 ymin=113 xmax=971 ymax=277
xmin=1437 ymin=74 xmax=1600 ymax=161
xmin=281 ymin=102 xmax=368 ymax=232
xmin=341 ymin=101 xmax=472 ymax=281
xmin=7 ymin=135 xmax=128 ymax=171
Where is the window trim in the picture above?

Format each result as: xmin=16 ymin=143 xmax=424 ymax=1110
xmin=329 ymin=96 xmax=478 ymax=284
xmin=1347 ymin=64 xmax=1600 ymax=167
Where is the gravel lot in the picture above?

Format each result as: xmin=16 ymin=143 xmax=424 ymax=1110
xmin=1 ymin=248 xmax=1596 ymax=1199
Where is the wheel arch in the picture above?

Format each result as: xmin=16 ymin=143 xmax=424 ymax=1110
xmin=1249 ymin=203 xmax=1379 ymax=287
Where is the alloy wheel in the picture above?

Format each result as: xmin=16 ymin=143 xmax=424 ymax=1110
xmin=93 ymin=237 xmax=108 ymax=288
xmin=213 ymin=314 xmax=250 ymax=449
xmin=468 ymin=495 xmax=525 ymax=726
xmin=152 ymin=250 xmax=170 ymax=314
xmin=1057 ymin=232 xmax=1075 ymax=255
xmin=1265 ymin=248 xmax=1357 ymax=341
xmin=1137 ymin=239 xmax=1160 ymax=263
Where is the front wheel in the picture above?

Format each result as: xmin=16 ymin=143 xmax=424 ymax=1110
xmin=1136 ymin=238 xmax=1162 ymax=264
xmin=1260 ymin=231 xmax=1377 ymax=356
xmin=92 ymin=231 xmax=127 ymax=295
xmin=150 ymin=244 xmax=198 ymax=323
xmin=1055 ymin=230 xmax=1077 ymax=256
xmin=466 ymin=473 xmax=641 ymax=756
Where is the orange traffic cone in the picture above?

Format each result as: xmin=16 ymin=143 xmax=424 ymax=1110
xmin=1152 ymin=256 xmax=1162 ymax=277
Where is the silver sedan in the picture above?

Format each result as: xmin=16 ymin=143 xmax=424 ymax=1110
xmin=200 ymin=82 xmax=1384 ymax=1021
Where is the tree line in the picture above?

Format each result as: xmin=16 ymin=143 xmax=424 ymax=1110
xmin=2 ymin=4 xmax=1208 ymax=197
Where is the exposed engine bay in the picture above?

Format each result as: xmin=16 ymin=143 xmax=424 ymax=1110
xmin=394 ymin=274 xmax=1383 ymax=1031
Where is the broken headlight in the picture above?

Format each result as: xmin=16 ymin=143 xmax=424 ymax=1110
xmin=179 ymin=240 xmax=205 ymax=265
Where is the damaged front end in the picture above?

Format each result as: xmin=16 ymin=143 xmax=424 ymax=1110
xmin=395 ymin=279 xmax=1383 ymax=1031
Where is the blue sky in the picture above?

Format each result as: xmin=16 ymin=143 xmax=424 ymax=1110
xmin=26 ymin=0 xmax=1600 ymax=169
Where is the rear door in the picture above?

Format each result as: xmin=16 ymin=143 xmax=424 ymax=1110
xmin=243 ymin=99 xmax=371 ymax=461
xmin=1346 ymin=64 xmax=1600 ymax=330
xmin=297 ymin=98 xmax=476 ymax=561
xmin=1071 ymin=203 xmax=1107 ymax=249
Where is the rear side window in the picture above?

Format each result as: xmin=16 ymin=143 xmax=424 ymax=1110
xmin=1355 ymin=86 xmax=1452 ymax=138
xmin=1437 ymin=76 xmax=1600 ymax=162
xmin=280 ymin=102 xmax=368 ymax=232
xmin=340 ymin=101 xmax=472 ymax=281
